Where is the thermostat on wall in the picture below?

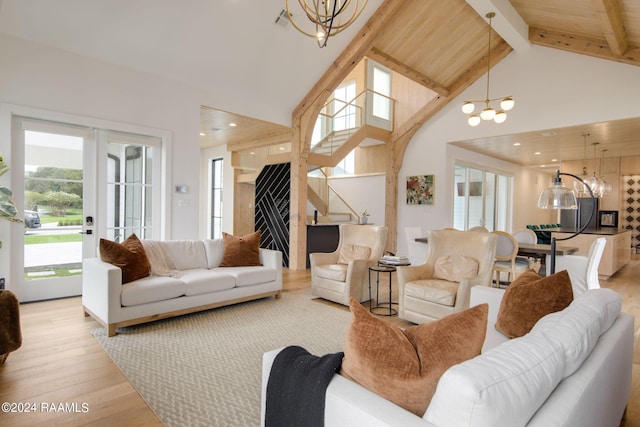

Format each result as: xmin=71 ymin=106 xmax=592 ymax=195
xmin=175 ymin=185 xmax=188 ymax=193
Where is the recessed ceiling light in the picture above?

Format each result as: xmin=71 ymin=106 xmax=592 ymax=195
xmin=513 ymin=142 xmax=520 ymax=146
xmin=279 ymin=147 xmax=285 ymax=151
xmin=534 ymin=152 xmax=541 ymax=155
xmin=199 ymin=132 xmax=205 ymax=136
xmin=551 ymin=158 xmax=557 ymax=162
xmin=229 ymin=122 xmax=237 ymax=127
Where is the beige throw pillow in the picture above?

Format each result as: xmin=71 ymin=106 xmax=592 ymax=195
xmin=337 ymin=244 xmax=372 ymax=264
xmin=433 ymin=255 xmax=479 ymax=282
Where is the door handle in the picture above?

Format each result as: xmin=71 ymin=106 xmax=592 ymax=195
xmin=79 ymin=230 xmax=93 ymax=235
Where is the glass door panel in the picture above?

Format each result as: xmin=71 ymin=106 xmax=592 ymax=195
xmin=453 ymin=164 xmax=513 ymax=231
xmin=18 ymin=119 xmax=95 ymax=302
xmin=103 ymin=132 xmax=158 ymax=241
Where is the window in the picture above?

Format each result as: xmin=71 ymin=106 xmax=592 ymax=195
xmin=333 ymin=81 xmax=357 ymax=132
xmin=454 ymin=165 xmax=512 ymax=231
xmin=104 ymin=132 xmax=160 ymax=241
xmin=210 ymin=157 xmax=224 ymax=239
xmin=372 ymin=66 xmax=391 ymax=120
xmin=366 ymin=61 xmax=393 ymax=130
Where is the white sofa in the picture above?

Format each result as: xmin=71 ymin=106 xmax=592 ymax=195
xmin=83 ymin=239 xmax=282 ymax=336
xmin=261 ymin=286 xmax=633 ymax=427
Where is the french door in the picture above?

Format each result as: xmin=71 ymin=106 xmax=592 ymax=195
xmin=13 ymin=118 xmax=95 ymax=301
xmin=453 ymin=164 xmax=512 ymax=231
xmin=11 ymin=116 xmax=162 ymax=302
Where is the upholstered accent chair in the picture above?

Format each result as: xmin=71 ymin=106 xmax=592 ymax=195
xmin=513 ymin=228 xmax=537 ymax=244
xmin=0 ymin=290 xmax=22 ymax=364
xmin=547 ymin=237 xmax=606 ymax=296
xmin=310 ymin=224 xmax=388 ymax=306
xmin=492 ymin=230 xmax=530 ymax=287
xmin=396 ymin=229 xmax=497 ymax=324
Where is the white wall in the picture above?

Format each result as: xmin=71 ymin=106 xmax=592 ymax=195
xmin=328 ymin=174 xmax=386 ymax=225
xmin=397 ymin=45 xmax=640 ymax=256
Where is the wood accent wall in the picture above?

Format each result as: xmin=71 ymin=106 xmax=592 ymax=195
xmin=233 ymin=179 xmax=255 ymax=236
xmin=355 ymin=144 xmax=387 ymax=174
xmin=392 ymin=70 xmax=440 ymax=127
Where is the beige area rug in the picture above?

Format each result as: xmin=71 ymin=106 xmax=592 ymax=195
xmin=91 ymin=292 xmax=351 ymax=427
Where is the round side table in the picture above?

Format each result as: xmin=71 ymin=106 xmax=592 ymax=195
xmin=368 ymin=265 xmax=398 ymax=316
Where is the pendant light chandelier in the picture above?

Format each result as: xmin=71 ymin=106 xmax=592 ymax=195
xmin=285 ymin=0 xmax=369 ymax=48
xmin=461 ymin=12 xmax=514 ymax=126
xmin=574 ymin=133 xmax=593 ymax=196
xmin=573 ymin=133 xmax=610 ymax=198
xmin=598 ymin=149 xmax=613 ymax=196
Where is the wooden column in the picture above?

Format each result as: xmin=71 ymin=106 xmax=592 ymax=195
xmin=289 ymin=116 xmax=309 ymax=270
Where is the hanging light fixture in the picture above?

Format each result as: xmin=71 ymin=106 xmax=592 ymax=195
xmin=598 ymin=148 xmax=612 ymax=196
xmin=285 ymin=0 xmax=369 ymax=48
xmin=537 ymin=170 xmax=595 ymax=274
xmin=462 ymin=12 xmax=514 ymax=126
xmin=586 ymin=142 xmax=605 ymax=198
xmin=574 ymin=133 xmax=592 ymax=196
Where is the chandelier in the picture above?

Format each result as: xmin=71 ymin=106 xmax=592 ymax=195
xmin=461 ymin=12 xmax=514 ymax=126
xmin=285 ymin=0 xmax=369 ymax=48
xmin=574 ymin=133 xmax=611 ymax=198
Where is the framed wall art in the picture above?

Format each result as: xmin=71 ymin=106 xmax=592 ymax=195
xmin=406 ymin=175 xmax=434 ymax=205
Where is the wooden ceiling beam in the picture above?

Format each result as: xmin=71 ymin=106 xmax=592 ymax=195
xmin=529 ymin=27 xmax=640 ymax=67
xmin=367 ymin=48 xmax=450 ymax=96
xmin=465 ymin=0 xmax=531 ymax=52
xmin=592 ymin=0 xmax=629 ymax=57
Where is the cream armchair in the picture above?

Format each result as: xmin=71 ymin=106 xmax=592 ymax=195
xmin=397 ymin=229 xmax=497 ymax=324
xmin=310 ymin=224 xmax=388 ymax=306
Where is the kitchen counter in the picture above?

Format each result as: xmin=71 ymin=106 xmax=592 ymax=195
xmin=550 ymin=228 xmax=631 ymax=278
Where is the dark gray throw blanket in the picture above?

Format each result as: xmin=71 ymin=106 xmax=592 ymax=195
xmin=265 ymin=345 xmax=344 ymax=427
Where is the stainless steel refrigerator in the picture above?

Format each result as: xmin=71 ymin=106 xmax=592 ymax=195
xmin=560 ymin=197 xmax=599 ymax=230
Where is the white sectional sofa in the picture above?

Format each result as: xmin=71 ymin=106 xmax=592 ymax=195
xmin=83 ymin=238 xmax=282 ymax=336
xmin=261 ymin=286 xmax=633 ymax=427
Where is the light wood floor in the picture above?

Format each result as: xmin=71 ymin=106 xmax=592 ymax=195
xmin=1 ymin=257 xmax=638 ymax=426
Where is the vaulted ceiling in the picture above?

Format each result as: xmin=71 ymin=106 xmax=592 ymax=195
xmin=1 ymin=0 xmax=638 ymax=164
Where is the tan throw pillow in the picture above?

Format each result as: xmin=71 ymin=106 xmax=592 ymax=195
xmin=99 ymin=234 xmax=151 ymax=284
xmin=495 ymin=269 xmax=574 ymax=339
xmin=219 ymin=231 xmax=262 ymax=267
xmin=340 ymin=297 xmax=488 ymax=417
xmin=337 ymin=244 xmax=372 ymax=264
xmin=433 ymin=255 xmax=479 ymax=282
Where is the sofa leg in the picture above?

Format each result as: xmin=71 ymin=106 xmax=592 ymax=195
xmin=84 ymin=310 xmax=90 ymax=317
xmin=275 ymin=291 xmax=282 ymax=300
xmin=107 ymin=325 xmax=117 ymax=337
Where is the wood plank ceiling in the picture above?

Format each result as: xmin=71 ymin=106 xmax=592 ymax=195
xmin=200 ymin=0 xmax=640 ymax=165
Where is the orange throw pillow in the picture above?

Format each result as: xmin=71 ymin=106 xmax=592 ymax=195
xmin=99 ymin=234 xmax=151 ymax=284
xmin=495 ymin=269 xmax=574 ymax=338
xmin=219 ymin=231 xmax=262 ymax=267
xmin=340 ymin=297 xmax=487 ymax=417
